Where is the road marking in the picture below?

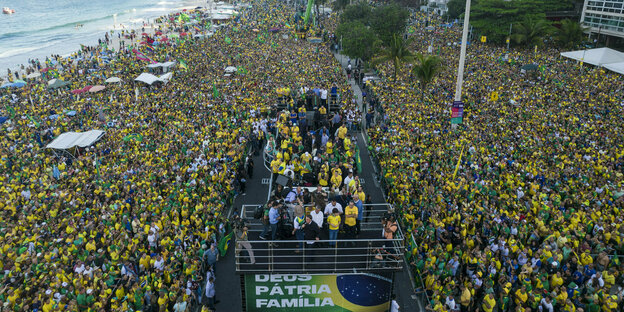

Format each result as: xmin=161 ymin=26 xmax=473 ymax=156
xmin=261 ymin=178 xmax=270 ymax=185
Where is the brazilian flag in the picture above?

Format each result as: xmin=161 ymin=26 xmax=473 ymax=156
xmin=355 ymin=145 xmax=362 ymax=173
xmin=212 ymin=81 xmax=219 ymax=98
xmin=217 ymin=232 xmax=233 ymax=256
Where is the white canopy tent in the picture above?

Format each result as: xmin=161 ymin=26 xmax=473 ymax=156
xmin=134 ymin=72 xmax=174 ymax=85
xmin=46 ymin=130 xmax=105 ymax=150
xmin=603 ymin=62 xmax=624 ymax=75
xmin=560 ymin=48 xmax=624 ymax=73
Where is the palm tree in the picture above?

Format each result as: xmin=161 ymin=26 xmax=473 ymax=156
xmin=555 ymin=19 xmax=587 ymax=49
xmin=412 ymin=53 xmax=442 ymax=89
xmin=511 ymin=16 xmax=553 ymax=47
xmin=372 ymin=33 xmax=414 ymax=79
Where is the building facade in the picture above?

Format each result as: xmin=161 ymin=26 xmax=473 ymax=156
xmin=581 ymin=0 xmax=624 ymax=39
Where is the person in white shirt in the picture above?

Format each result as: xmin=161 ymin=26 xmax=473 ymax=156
xmin=539 ymin=297 xmax=554 ymax=312
xmin=343 ymin=171 xmax=354 ymax=189
xmin=324 ymin=199 xmax=343 ymax=215
xmin=74 ymin=262 xmax=85 ymax=275
xmin=154 ymin=255 xmax=164 ymax=271
xmin=390 ymin=294 xmax=400 ymax=312
xmin=445 ymin=295 xmax=459 ymax=311
xmin=311 ymin=206 xmax=324 ymax=228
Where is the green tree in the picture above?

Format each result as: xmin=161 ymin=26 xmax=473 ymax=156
xmin=340 ymin=2 xmax=372 ymax=25
xmin=372 ymin=33 xmax=414 ymax=79
xmin=470 ymin=0 xmax=574 ymax=44
xmin=511 ymin=16 xmax=553 ymax=47
xmin=554 ymin=19 xmax=587 ymax=49
xmin=370 ymin=4 xmax=410 ymax=46
xmin=336 ymin=21 xmax=380 ymax=62
xmin=333 ymin=0 xmax=350 ymax=11
xmin=412 ymin=53 xmax=443 ymax=89
xmin=447 ymin=0 xmax=467 ymax=19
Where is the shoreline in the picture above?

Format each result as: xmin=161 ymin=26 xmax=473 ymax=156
xmin=0 ymin=2 xmax=208 ymax=83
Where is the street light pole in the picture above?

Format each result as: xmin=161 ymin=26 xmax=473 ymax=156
xmin=454 ymin=0 xmax=471 ymax=103
xmin=507 ymin=23 xmax=512 ymax=50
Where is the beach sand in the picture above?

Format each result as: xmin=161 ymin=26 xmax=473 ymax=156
xmin=0 ymin=4 xmax=210 ymax=84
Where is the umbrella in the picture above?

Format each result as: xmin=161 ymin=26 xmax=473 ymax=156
xmin=10 ymin=82 xmax=26 ymax=88
xmin=140 ymin=41 xmax=150 ymax=45
xmin=169 ymin=34 xmax=179 ymax=38
xmin=142 ymin=32 xmax=149 ymax=36
xmin=521 ymin=64 xmax=538 ymax=71
xmin=48 ymin=79 xmax=70 ymax=89
xmin=26 ymin=73 xmax=41 ymax=79
xmin=105 ymin=77 xmax=121 ymax=83
xmin=65 ymin=110 xmax=77 ymax=116
xmin=82 ymin=85 xmax=93 ymax=92
xmin=180 ymin=32 xmax=189 ymax=36
xmin=224 ymin=66 xmax=237 ymax=73
xmin=160 ymin=37 xmax=169 ymax=42
xmin=71 ymin=89 xmax=85 ymax=94
xmin=269 ymin=27 xmax=280 ymax=33
xmin=155 ymin=31 xmax=163 ymax=35
xmin=252 ymin=28 xmax=259 ymax=32
xmin=89 ymin=85 xmax=105 ymax=93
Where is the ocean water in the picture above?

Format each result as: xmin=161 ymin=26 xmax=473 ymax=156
xmin=0 ymin=0 xmax=204 ymax=73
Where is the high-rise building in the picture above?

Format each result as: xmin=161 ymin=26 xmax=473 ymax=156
xmin=581 ymin=0 xmax=624 ymax=39
xmin=421 ymin=0 xmax=450 ymax=16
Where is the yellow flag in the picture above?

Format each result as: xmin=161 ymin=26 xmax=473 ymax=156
xmin=481 ymin=36 xmax=487 ymax=43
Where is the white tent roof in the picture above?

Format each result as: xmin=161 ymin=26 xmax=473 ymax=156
xmin=603 ymin=62 xmax=624 ymax=75
xmin=135 ymin=72 xmax=174 ymax=85
xmin=159 ymin=72 xmax=173 ymax=82
xmin=135 ymin=73 xmax=160 ymax=84
xmin=560 ymin=47 xmax=624 ymax=66
xmin=46 ymin=130 xmax=105 ymax=150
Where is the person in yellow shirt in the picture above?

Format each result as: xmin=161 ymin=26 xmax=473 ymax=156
xmin=318 ymin=105 xmax=327 ymax=122
xmin=326 ymin=141 xmax=333 ymax=154
xmin=344 ymin=201 xmax=358 ymax=244
xmin=330 ymin=173 xmax=342 ymax=189
xmin=327 ymin=208 xmax=341 ymax=247
xmin=318 ymin=171 xmax=329 ymax=186
xmin=482 ymin=293 xmax=496 ymax=312
xmin=515 ymin=286 xmax=528 ymax=306
xmin=270 ymin=158 xmax=280 ymax=174
xmin=336 ymin=123 xmax=348 ymax=140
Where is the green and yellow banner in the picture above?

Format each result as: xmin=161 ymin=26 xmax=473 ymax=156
xmin=245 ymin=273 xmax=392 ymax=312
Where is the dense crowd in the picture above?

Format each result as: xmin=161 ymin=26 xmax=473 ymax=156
xmin=366 ymin=11 xmax=624 ymax=312
xmin=0 ymin=1 xmax=351 ymax=311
